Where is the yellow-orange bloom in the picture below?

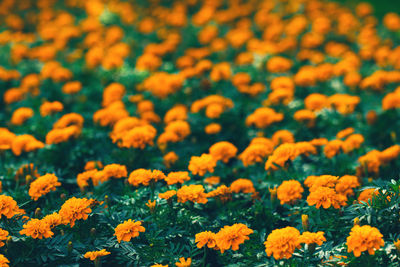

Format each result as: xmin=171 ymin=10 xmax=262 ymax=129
xmin=346 ymin=225 xmax=384 ymax=257
xmin=230 ymin=179 xmax=255 ymax=194
xmin=114 ymin=219 xmax=145 ymax=242
xmin=177 ymin=185 xmax=208 ymax=204
xmin=215 ymin=223 xmax=253 ymax=253
xmin=165 ymin=171 xmax=190 ymax=185
xmin=46 ymin=126 xmax=81 ymax=145
xmin=128 ymin=169 xmax=166 ymax=187
xmin=0 ymin=254 xmax=9 ymax=267
xmin=195 ymin=231 xmax=217 ymax=248
xmin=175 ymin=257 xmax=191 ymax=267
xmin=307 ymin=187 xmax=347 ymax=209
xmin=299 ymin=231 xmax=326 ymax=246
xmin=209 ymin=141 xmax=237 ymax=163
xmin=40 ymin=101 xmax=64 ymax=116
xmin=264 ymin=227 xmax=301 ymax=260
xmin=246 ymin=107 xmax=284 ymax=129
xmin=19 ymin=218 xmax=53 ymax=239
xmin=59 ymin=197 xmax=94 ymax=227
xmin=28 ymin=174 xmax=61 ymax=201
xmin=0 ymin=195 xmax=23 ymax=219
xmin=0 ymin=229 xmax=8 ymax=247
xmin=11 ymin=107 xmax=33 ymax=125
xmin=277 ymin=180 xmax=304 ymax=205
xmin=158 ymin=190 xmax=176 ymax=200
xmin=188 ymin=154 xmax=216 ymax=176
xmin=84 ymin=249 xmax=111 ymax=260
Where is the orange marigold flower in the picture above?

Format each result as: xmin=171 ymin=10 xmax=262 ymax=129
xmin=163 ymin=151 xmax=179 ymax=168
xmin=299 ymin=231 xmax=326 ymax=246
xmin=0 ymin=254 xmax=9 ymax=267
xmin=210 ymin=62 xmax=231 ymax=82
xmin=46 ymin=125 xmax=81 ymax=145
xmin=0 ymin=128 xmax=15 ymax=151
xmin=120 ymin=125 xmax=157 ymax=149
xmin=277 ymin=180 xmax=304 ymax=205
xmin=207 ymin=185 xmax=232 ymax=202
xmin=114 ymin=219 xmax=145 ymax=242
xmin=239 ymin=139 xmax=274 ymax=166
xmin=195 ymin=231 xmax=217 ymax=249
xmin=59 ymin=197 xmax=94 ymax=227
xmin=188 ymin=154 xmax=216 ymax=176
xmin=142 ymin=72 xmax=184 ymax=98
xmin=84 ymin=161 xmax=103 ymax=171
xmin=336 ymin=128 xmax=355 ymax=139
xmin=0 ymin=229 xmax=8 ymax=247
xmin=358 ymin=150 xmax=381 ymax=174
xmin=54 ymin=113 xmax=84 ymax=129
xmin=383 ymin=13 xmax=400 ymax=31
xmin=29 ymin=174 xmax=61 ymax=201
xmin=165 ymin=171 xmax=190 ymax=185
xmin=264 ymin=226 xmax=301 ymax=260
xmin=62 ymin=81 xmax=82 ymax=94
xmin=304 ymin=175 xmax=339 ymax=191
xmin=272 ymin=130 xmax=295 ymax=146
xmin=346 ymin=225 xmax=384 ymax=257
xmin=0 ymin=195 xmax=23 ymax=219
xmin=304 ymin=93 xmax=329 ymax=111
xmin=175 ymin=257 xmax=191 ymax=267
xmin=40 ymin=101 xmax=64 ymax=116
xmin=230 ymin=178 xmax=255 ymax=194
xmin=215 ymin=223 xmax=253 ymax=253
xmin=265 ymin=143 xmax=296 ymax=171
xmin=42 ymin=212 xmax=62 ymax=229
xmin=99 ymin=164 xmax=128 ymax=180
xmin=294 ymin=109 xmax=316 ymax=127
xmin=102 ymin=83 xmax=126 ymax=107
xmin=266 ymin=56 xmax=293 ymax=73
xmin=84 ymin=249 xmax=111 ymax=261
xmin=307 ymin=186 xmax=347 ymax=209
xmin=19 ymin=218 xmax=54 ymax=239
xmin=158 ymin=190 xmax=176 ymax=200
xmin=11 ymin=107 xmax=34 ymax=125
xmin=246 ymin=107 xmax=284 ymax=129
xmin=204 ymin=176 xmax=220 ymax=185
xmin=177 ymin=184 xmax=208 ymax=204
xmin=128 ymin=169 xmax=166 ymax=187
xmin=209 ymin=141 xmax=237 ymax=163
xmin=335 ymin=175 xmax=360 ymax=197
xmin=205 ymin=123 xmax=221 ymax=134
xmin=358 ymin=188 xmax=378 ymax=204
xmin=324 ymin=140 xmax=344 ymax=158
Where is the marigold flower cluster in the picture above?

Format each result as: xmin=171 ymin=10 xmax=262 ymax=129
xmin=1 ymin=0 xmax=400 ymax=265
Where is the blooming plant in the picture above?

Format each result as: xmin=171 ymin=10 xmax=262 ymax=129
xmin=0 ymin=0 xmax=400 ymax=266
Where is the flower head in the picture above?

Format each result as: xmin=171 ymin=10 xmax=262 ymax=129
xmin=19 ymin=218 xmax=53 ymax=239
xmin=29 ymin=174 xmax=61 ymax=201
xmin=215 ymin=223 xmax=253 ymax=253
xmin=195 ymin=231 xmax=217 ymax=249
xmin=83 ymin=249 xmax=110 ymax=261
xmin=59 ymin=197 xmax=94 ymax=227
xmin=114 ymin=219 xmax=145 ymax=243
xmin=264 ymin=227 xmax=301 ymax=260
xmin=277 ymin=180 xmax=304 ymax=204
xmin=346 ymin=225 xmax=384 ymax=257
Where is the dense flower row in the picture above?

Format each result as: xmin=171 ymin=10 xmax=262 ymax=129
xmin=0 ymin=0 xmax=400 ymax=266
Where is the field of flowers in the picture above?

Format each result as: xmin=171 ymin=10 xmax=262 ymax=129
xmin=1 ymin=0 xmax=400 ymax=266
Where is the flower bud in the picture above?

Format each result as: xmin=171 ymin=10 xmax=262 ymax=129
xmin=35 ymin=208 xmax=42 ymax=218
xmin=302 ymin=214 xmax=309 ymax=231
